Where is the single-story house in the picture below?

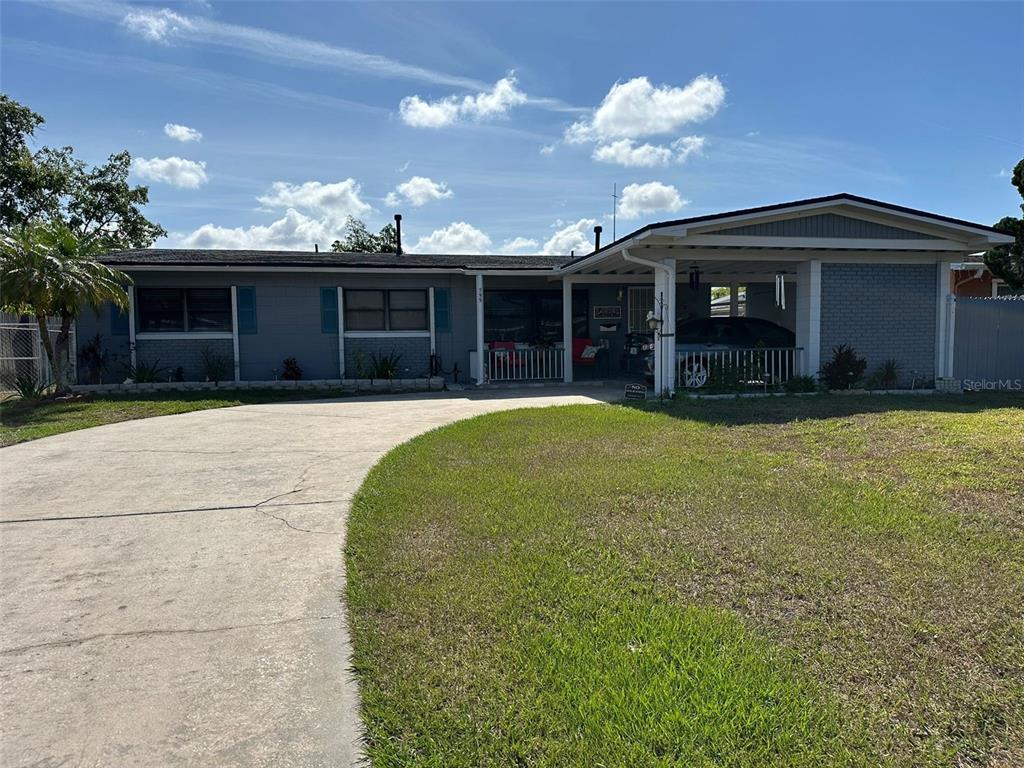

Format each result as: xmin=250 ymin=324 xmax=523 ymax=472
xmin=77 ymin=193 xmax=1014 ymax=394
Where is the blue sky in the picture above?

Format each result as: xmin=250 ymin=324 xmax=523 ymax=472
xmin=3 ymin=1 xmax=1022 ymax=253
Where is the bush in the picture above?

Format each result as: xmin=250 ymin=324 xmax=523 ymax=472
xmin=370 ymin=350 xmax=402 ymax=380
xmin=199 ymin=346 xmax=231 ymax=384
xmin=784 ymin=375 xmax=818 ymax=394
xmin=282 ymin=357 xmax=303 ymax=381
xmin=877 ymin=358 xmax=899 ymax=389
xmin=124 ymin=359 xmax=165 ymax=383
xmin=78 ymin=334 xmax=109 ymax=384
xmin=14 ymin=375 xmax=49 ymax=402
xmin=819 ymin=345 xmax=867 ymax=390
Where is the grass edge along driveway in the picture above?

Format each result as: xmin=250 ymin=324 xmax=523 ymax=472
xmin=345 ymin=393 xmax=1023 ymax=768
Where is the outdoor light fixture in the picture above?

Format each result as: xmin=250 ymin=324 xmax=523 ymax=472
xmin=646 ymin=309 xmax=662 ymax=331
xmin=689 ymin=265 xmax=701 ymax=291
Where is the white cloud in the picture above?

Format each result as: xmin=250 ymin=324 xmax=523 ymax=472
xmin=178 ymin=208 xmax=334 ymax=250
xmin=399 ymin=74 xmax=527 ymax=128
xmin=592 ymin=140 xmax=673 ymax=168
xmin=672 ymin=135 xmax=705 ymax=162
xmin=412 ymin=222 xmax=492 ymax=254
xmin=539 ymin=144 xmax=556 ymax=156
xmin=131 ymin=156 xmax=208 ymax=188
xmin=617 ymin=182 xmax=686 ymax=220
xmin=566 ymin=75 xmax=725 ymax=143
xmin=997 ymin=168 xmax=1011 ymax=178
xmin=384 ymin=176 xmax=453 ymax=207
xmin=591 ymin=136 xmax=705 ymax=168
xmin=122 ymin=9 xmax=193 ymax=43
xmin=542 ymin=218 xmax=599 ymax=256
xmin=257 ymin=179 xmax=372 ymax=223
xmin=501 ymin=236 xmax=539 ymax=254
xmin=164 ymin=122 xmax=202 ymax=142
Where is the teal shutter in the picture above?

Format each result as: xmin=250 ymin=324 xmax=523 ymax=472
xmin=236 ymin=287 xmax=257 ymax=334
xmin=433 ymin=288 xmax=450 ymax=333
xmin=320 ymin=287 xmax=339 ymax=333
xmin=110 ymin=303 xmax=129 ymax=336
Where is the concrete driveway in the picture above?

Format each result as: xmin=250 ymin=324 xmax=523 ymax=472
xmin=0 ymin=388 xmax=614 ymax=767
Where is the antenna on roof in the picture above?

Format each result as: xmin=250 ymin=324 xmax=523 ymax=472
xmin=612 ymin=182 xmax=618 ymax=240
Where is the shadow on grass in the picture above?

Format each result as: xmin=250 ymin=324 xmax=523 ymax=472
xmin=622 ymin=390 xmax=1024 ymax=426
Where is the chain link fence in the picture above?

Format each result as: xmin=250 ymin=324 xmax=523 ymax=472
xmin=0 ymin=316 xmax=77 ymax=391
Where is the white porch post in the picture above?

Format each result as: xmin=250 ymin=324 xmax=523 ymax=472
xmin=936 ymin=260 xmax=953 ymax=379
xmin=729 ymin=281 xmax=739 ymax=317
xmin=795 ymin=260 xmax=821 ymax=378
xmin=127 ymin=284 xmax=137 ymax=370
xmin=337 ymin=286 xmax=345 ymax=379
xmin=652 ymin=267 xmax=667 ymax=396
xmin=230 ymin=285 xmax=240 ymax=383
xmin=562 ymin=277 xmax=573 ymax=383
xmin=475 ymin=274 xmax=485 ymax=385
xmin=664 ymin=259 xmax=677 ymax=395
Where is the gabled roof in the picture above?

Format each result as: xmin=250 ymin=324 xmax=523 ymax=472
xmin=562 ymin=193 xmax=1012 ymax=268
xmin=101 ymin=249 xmax=565 ymax=270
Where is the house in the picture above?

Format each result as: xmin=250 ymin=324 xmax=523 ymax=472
xmin=950 ymin=262 xmax=1021 ymax=298
xmin=77 ymin=193 xmax=1014 ymax=394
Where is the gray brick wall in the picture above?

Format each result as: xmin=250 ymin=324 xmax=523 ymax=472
xmin=820 ymin=263 xmax=936 ymax=386
xmin=345 ymin=337 xmax=431 ymax=378
xmin=134 ymin=338 xmax=235 ymax=382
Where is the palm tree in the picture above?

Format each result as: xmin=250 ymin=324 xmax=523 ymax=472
xmin=1 ymin=221 xmax=131 ymax=392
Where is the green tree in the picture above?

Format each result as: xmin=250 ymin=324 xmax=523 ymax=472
xmin=1 ymin=221 xmax=131 ymax=391
xmin=1 ymin=94 xmax=165 ymax=249
xmin=983 ymin=157 xmax=1024 ymax=291
xmin=331 ymin=216 xmax=398 ymax=253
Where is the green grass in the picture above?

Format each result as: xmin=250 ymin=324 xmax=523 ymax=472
xmin=346 ymin=393 xmax=1024 ymax=767
xmin=0 ymin=388 xmax=364 ymax=446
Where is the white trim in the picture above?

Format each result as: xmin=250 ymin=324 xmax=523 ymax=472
xmin=562 ymin=277 xmax=572 ymax=383
xmin=936 ymin=261 xmax=953 ymax=378
xmin=795 ymin=261 xmax=821 ymax=377
xmin=428 ymin=286 xmax=436 ymax=356
xmin=118 ymin=264 xmax=557 ymax=277
xmin=475 ymin=274 xmax=485 ymax=385
xmin=337 ymin=286 xmax=345 ymax=378
xmin=135 ymin=332 xmax=234 ymax=341
xmin=664 ymin=258 xmax=676 ymax=395
xmin=343 ymin=330 xmax=429 ymax=338
xmin=230 ymin=285 xmax=240 ymax=383
xmin=677 ymin=235 xmax=968 ymax=251
xmin=127 ymin=284 xmax=137 ymax=370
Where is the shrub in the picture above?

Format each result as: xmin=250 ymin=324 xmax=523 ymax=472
xmin=14 ymin=375 xmax=49 ymax=402
xmin=282 ymin=357 xmax=303 ymax=381
xmin=199 ymin=346 xmax=231 ymax=384
xmin=819 ymin=344 xmax=867 ymax=390
xmin=877 ymin=358 xmax=899 ymax=389
xmin=124 ymin=359 xmax=165 ymax=383
xmin=370 ymin=350 xmax=402 ymax=380
xmin=784 ymin=374 xmax=818 ymax=394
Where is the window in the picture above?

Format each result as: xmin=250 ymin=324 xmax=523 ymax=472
xmin=628 ymin=287 xmax=655 ymax=332
xmin=136 ymin=288 xmax=232 ymax=332
xmin=344 ymin=289 xmax=428 ymax=331
xmin=484 ymin=290 xmax=588 ymax=343
xmin=236 ymin=287 xmax=257 ymax=334
xmin=320 ymin=287 xmax=339 ymax=333
xmin=388 ymin=290 xmax=428 ymax=330
xmin=433 ymin=288 xmax=451 ymax=333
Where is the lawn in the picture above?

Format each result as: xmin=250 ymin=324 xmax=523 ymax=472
xmin=345 ymin=393 xmax=1024 ymax=768
xmin=0 ymin=387 xmax=367 ymax=446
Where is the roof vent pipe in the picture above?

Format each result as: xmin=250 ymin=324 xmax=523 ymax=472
xmin=593 ymin=225 xmax=602 ymax=252
xmin=314 ymin=243 xmax=319 ymax=253
xmin=394 ymin=214 xmax=403 ymax=256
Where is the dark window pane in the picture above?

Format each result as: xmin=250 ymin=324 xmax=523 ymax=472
xmin=345 ymin=290 xmax=385 ymax=330
xmin=388 ymin=290 xmax=427 ymax=330
xmin=186 ymin=288 xmax=232 ymax=331
xmin=433 ymin=288 xmax=450 ymax=333
xmin=138 ymin=288 xmax=185 ymax=331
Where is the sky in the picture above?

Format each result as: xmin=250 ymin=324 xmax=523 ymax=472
xmin=2 ymin=1 xmax=1022 ymax=254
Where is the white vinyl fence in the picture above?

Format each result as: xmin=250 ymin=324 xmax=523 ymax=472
xmin=0 ymin=318 xmax=76 ymax=391
xmin=677 ymin=347 xmax=802 ymax=389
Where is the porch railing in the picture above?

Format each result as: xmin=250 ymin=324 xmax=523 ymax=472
xmin=486 ymin=346 xmax=564 ymax=382
xmin=677 ymin=347 xmax=803 ymax=390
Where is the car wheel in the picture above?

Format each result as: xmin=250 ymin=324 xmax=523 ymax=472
xmin=682 ymin=360 xmax=708 ymax=388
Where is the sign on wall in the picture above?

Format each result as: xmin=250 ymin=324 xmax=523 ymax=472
xmin=593 ymin=306 xmax=622 ymax=320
